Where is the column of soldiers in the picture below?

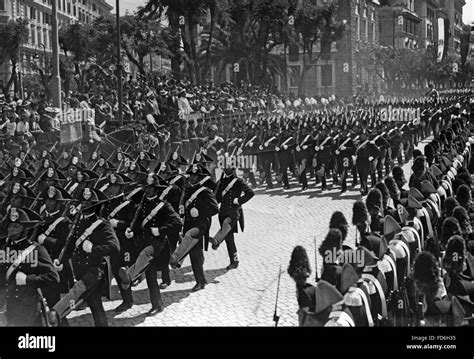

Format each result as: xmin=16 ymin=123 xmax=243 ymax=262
xmin=0 ymin=90 xmax=471 ymax=327
xmin=0 ymin=107 xmax=257 ymax=326
xmin=288 ymin=96 xmax=474 ymax=327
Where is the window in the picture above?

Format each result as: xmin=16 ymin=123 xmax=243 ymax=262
xmin=356 ymin=17 xmax=360 ymax=40
xmin=0 ymin=0 xmax=5 ymax=11
xmin=361 ymin=19 xmax=366 ymax=41
xmin=92 ymin=4 xmax=96 ymax=12
xmin=321 ymin=64 xmax=333 ymax=87
xmin=73 ymin=5 xmax=76 ymax=16
xmin=67 ymin=2 xmax=71 ymax=13
xmin=43 ymin=29 xmax=48 ymax=48
xmin=30 ymin=25 xmax=35 ymax=45
xmin=289 ymin=66 xmax=300 ymax=87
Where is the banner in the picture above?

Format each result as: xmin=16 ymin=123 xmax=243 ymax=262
xmin=437 ymin=18 xmax=445 ymax=63
xmin=379 ymin=107 xmax=421 ymax=124
xmin=59 ymin=109 xmax=94 ymax=145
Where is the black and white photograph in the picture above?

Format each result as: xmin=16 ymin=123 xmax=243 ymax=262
xmin=0 ymin=0 xmax=474 ymax=354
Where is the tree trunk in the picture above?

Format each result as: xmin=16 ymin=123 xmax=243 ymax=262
xmin=3 ymin=64 xmax=17 ymax=95
xmin=202 ymin=4 xmax=216 ymax=82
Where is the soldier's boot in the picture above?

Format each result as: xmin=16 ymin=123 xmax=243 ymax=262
xmin=321 ymin=171 xmax=327 ymax=191
xmin=170 ymin=227 xmax=200 ymax=268
xmin=300 ymin=171 xmax=308 ymax=191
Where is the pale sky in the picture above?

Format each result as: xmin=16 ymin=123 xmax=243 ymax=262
xmin=107 ymin=0 xmax=474 ymax=23
xmin=106 ymin=0 xmax=147 ymax=15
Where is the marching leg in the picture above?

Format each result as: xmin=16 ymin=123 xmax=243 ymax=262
xmin=210 ymin=217 xmax=233 ymax=250
xmin=225 ymin=233 xmax=239 ymax=270
xmin=189 ymin=244 xmax=206 ymax=291
xmin=118 ymin=245 xmax=156 ymax=289
xmin=170 ymin=227 xmax=201 ymax=268
xmin=145 ymin=261 xmax=164 ymax=315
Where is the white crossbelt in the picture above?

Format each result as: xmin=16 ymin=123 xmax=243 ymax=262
xmin=362 ymin=273 xmax=387 ymax=319
xmin=142 ymin=202 xmax=165 ymax=228
xmin=159 ymin=186 xmax=174 ymax=201
xmin=347 ymin=286 xmax=374 ymax=327
xmin=6 ymin=244 xmax=38 ymax=281
xmin=222 ymin=178 xmax=238 ymax=198
xmin=43 ymin=217 xmax=66 ymax=237
xmin=75 ymin=220 xmax=103 ymax=248
xmin=327 ymin=311 xmax=355 ymax=327
xmin=170 ymin=175 xmax=182 ymax=185
xmin=185 ymin=187 xmax=207 ymax=209
xmin=109 ymin=201 xmax=130 ymax=219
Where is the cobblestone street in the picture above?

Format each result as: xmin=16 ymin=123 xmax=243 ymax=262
xmin=61 ymin=138 xmax=430 ymax=327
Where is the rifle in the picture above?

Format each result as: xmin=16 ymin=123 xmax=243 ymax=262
xmin=29 ymin=191 xmax=43 ymax=212
xmin=57 ymin=209 xmax=82 ymax=265
xmin=314 ymin=235 xmax=320 ymax=282
xmin=273 ymin=265 xmax=282 ymax=327
xmin=128 ymin=190 xmax=147 ymax=234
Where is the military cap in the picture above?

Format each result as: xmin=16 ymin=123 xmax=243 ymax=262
xmin=11 ymin=166 xmax=35 ymax=182
xmin=10 ymin=182 xmax=36 ymax=199
xmin=129 ymin=161 xmax=148 ymax=174
xmin=407 ymin=195 xmax=422 ymax=210
xmin=409 ymin=187 xmax=425 ymax=202
xmin=8 ymin=207 xmax=42 ymax=225
xmin=383 ymin=215 xmax=402 ymax=242
xmin=40 ymin=167 xmax=67 ymax=181
xmin=145 ymin=172 xmax=169 ymax=187
xmin=193 ymin=151 xmax=213 ymax=164
xmin=167 ymin=152 xmax=188 ymax=166
xmin=431 ymin=165 xmax=442 ymax=179
xmin=340 ymin=263 xmax=359 ymax=295
xmin=186 ymin=163 xmax=211 ymax=177
xmin=41 ymin=186 xmax=72 ymax=201
xmin=79 ymin=187 xmax=107 ymax=204
xmin=314 ymin=280 xmax=344 ymax=315
xmin=138 ymin=151 xmax=157 ymax=162
xmin=360 ymin=235 xmax=388 ymax=259
xmin=420 ymin=180 xmax=437 ymax=198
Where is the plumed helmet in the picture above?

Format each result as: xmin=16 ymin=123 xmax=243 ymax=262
xmin=352 ymin=200 xmax=369 ymax=226
xmin=288 ymin=246 xmax=312 ymax=282
xmin=366 ymin=188 xmax=383 ymax=213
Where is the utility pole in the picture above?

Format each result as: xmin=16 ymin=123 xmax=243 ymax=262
xmin=116 ymin=0 xmax=123 ymax=128
xmin=51 ymin=0 xmax=61 ymax=109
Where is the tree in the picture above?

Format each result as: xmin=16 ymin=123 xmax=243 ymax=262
xmin=138 ymin=0 xmax=216 ymax=83
xmin=0 ymin=19 xmax=30 ymax=95
xmin=355 ymin=44 xmax=423 ymax=94
xmin=120 ymin=15 xmax=171 ymax=77
xmin=293 ymin=2 xmax=345 ymax=95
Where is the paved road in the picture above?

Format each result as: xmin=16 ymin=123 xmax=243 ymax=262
xmin=0 ymin=138 xmax=431 ymax=327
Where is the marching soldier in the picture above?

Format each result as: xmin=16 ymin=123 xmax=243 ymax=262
xmin=1 ymin=207 xmax=59 ymax=326
xmin=100 ymin=174 xmax=139 ymax=313
xmin=210 ymin=163 xmax=254 ymax=269
xmin=118 ymin=173 xmax=182 ymax=315
xmin=170 ymin=164 xmax=219 ymax=291
xmin=276 ymin=122 xmax=295 ymax=190
xmin=49 ymin=187 xmax=120 ymax=327
xmin=36 ymin=186 xmax=74 ymax=325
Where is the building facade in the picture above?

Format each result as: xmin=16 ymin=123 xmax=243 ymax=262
xmin=278 ymin=0 xmax=381 ymax=98
xmin=0 ymin=0 xmax=112 ymax=93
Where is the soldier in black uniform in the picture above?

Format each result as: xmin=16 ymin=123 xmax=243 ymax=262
xmin=1 ymin=207 xmax=59 ymax=326
xmin=49 ymin=187 xmax=120 ymax=327
xmin=335 ymin=134 xmax=356 ymax=194
xmin=210 ymin=163 xmax=254 ymax=269
xmin=100 ymin=174 xmax=139 ymax=313
xmin=36 ymin=186 xmax=74 ymax=324
xmin=258 ymin=121 xmax=277 ymax=189
xmin=276 ymin=123 xmax=295 ymax=190
xmin=170 ymin=165 xmax=219 ymax=291
xmin=118 ymin=173 xmax=182 ymax=315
